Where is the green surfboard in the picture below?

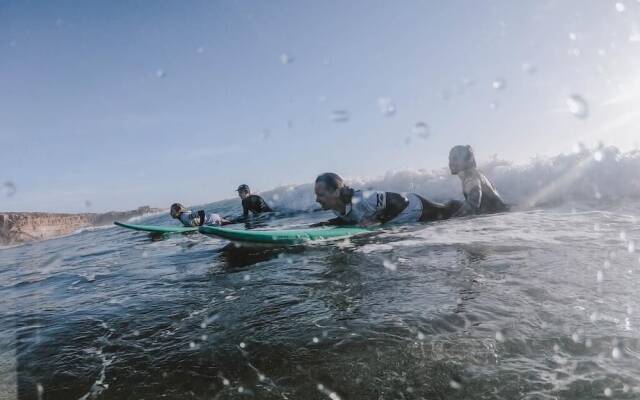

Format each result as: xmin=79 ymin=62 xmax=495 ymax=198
xmin=114 ymin=221 xmax=198 ymax=234
xmin=198 ymin=225 xmax=373 ymax=245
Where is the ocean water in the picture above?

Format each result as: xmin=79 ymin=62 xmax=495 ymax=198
xmin=2 ymin=148 xmax=640 ymax=400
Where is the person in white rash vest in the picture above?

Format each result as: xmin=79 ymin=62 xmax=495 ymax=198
xmin=312 ymin=173 xmax=461 ymax=227
xmin=170 ymin=203 xmax=231 ymax=227
xmin=448 ymin=145 xmax=509 ymax=217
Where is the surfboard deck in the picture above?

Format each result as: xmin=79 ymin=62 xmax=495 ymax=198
xmin=198 ymin=225 xmax=373 ymax=244
xmin=114 ymin=221 xmax=198 ymax=234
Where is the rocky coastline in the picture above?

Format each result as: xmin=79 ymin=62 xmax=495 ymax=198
xmin=0 ymin=206 xmax=162 ymax=246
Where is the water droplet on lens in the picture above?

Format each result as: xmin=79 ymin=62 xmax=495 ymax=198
xmin=196 ymin=46 xmax=205 ymax=54
xmin=417 ymin=331 xmax=425 ymax=340
xmin=329 ymin=110 xmax=349 ymax=122
xmin=312 ymin=337 xmax=319 ymax=343
xmin=489 ymin=101 xmax=499 ymax=110
xmin=2 ymin=181 xmax=16 ymax=197
xmin=521 ymin=62 xmax=536 ymax=75
xmin=280 ymin=53 xmax=293 ymax=64
xmin=597 ymin=270 xmax=603 ymax=282
xmin=377 ymin=97 xmax=396 ymax=116
xmin=156 ymin=69 xmax=166 ymax=78
xmin=567 ymin=94 xmax=589 ymax=119
xmin=244 ymin=274 xmax=251 ymax=281
xmin=223 ymin=378 xmax=230 ymax=386
xmin=239 ymin=342 xmax=246 ymax=348
xmin=628 ymin=241 xmax=635 ymax=253
xmin=612 ymin=347 xmax=622 ymax=359
xmin=604 ymin=387 xmax=613 ymax=397
xmin=383 ymin=259 xmax=397 ymax=271
xmin=450 ymin=380 xmax=462 ymax=390
xmin=189 ymin=341 xmax=196 ymax=349
xmin=495 ymin=331 xmax=505 ymax=342
xmin=413 ymin=122 xmax=430 ymax=139
xmin=571 ymin=333 xmax=580 ymax=343
xmin=553 ymin=344 xmax=560 ymax=352
xmin=615 ymin=2 xmax=625 ymax=12
xmin=492 ymin=78 xmax=506 ymax=90
xmin=84 ymin=200 xmax=92 ymax=208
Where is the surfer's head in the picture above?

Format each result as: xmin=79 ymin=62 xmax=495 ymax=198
xmin=170 ymin=203 xmax=187 ymax=219
xmin=315 ymin=173 xmax=352 ymax=211
xmin=237 ymin=184 xmax=250 ymax=200
xmin=449 ymin=145 xmax=476 ymax=175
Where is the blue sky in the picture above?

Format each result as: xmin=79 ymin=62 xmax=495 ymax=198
xmin=2 ymin=0 xmax=640 ymax=212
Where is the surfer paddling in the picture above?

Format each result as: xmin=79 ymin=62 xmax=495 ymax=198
xmin=312 ymin=173 xmax=460 ymax=227
xmin=448 ymin=145 xmax=508 ymax=216
xmin=170 ymin=203 xmax=231 ymax=227
xmin=236 ymin=184 xmax=273 ymax=218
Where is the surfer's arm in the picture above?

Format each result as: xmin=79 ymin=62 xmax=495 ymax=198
xmin=310 ymin=217 xmax=349 ymax=227
xmin=452 ymin=182 xmax=482 ymax=217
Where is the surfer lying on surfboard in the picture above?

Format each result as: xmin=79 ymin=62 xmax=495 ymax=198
xmin=236 ymin=184 xmax=273 ymax=217
xmin=312 ymin=173 xmax=461 ymax=227
xmin=170 ymin=203 xmax=232 ymax=227
xmin=448 ymin=145 xmax=509 ymax=217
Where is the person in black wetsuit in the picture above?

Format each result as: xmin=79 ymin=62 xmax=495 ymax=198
xmin=312 ymin=173 xmax=460 ymax=227
xmin=236 ymin=184 xmax=273 ymax=218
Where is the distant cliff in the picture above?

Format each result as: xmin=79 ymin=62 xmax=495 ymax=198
xmin=0 ymin=206 xmax=162 ymax=246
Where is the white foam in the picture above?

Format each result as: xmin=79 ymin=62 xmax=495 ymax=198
xmin=255 ymin=146 xmax=640 ymax=211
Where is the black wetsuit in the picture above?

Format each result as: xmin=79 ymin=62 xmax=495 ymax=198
xmin=242 ymin=195 xmax=272 ymax=217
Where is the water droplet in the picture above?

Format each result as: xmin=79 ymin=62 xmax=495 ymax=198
xmin=189 ymin=341 xmax=197 ymax=349
xmin=383 ymin=259 xmax=397 ymax=271
xmin=243 ymin=274 xmax=251 ymax=281
xmin=620 ymin=231 xmax=627 ymax=240
xmin=238 ymin=386 xmax=244 ymax=393
xmin=489 ymin=101 xmax=499 ymax=110
xmin=412 ymin=122 xmax=430 ymax=139
xmin=84 ymin=200 xmax=92 ymax=208
xmin=567 ymin=94 xmax=589 ymax=119
xmin=571 ymin=333 xmax=580 ymax=343
xmin=2 ymin=181 xmax=16 ymax=197
xmin=597 ymin=270 xmax=604 ymax=282
xmin=612 ymin=347 xmax=622 ymax=359
xmin=450 ymin=380 xmax=462 ymax=390
xmin=585 ymin=338 xmax=593 ymax=347
xmin=628 ymin=241 xmax=635 ymax=253
xmin=258 ymin=373 xmax=266 ymax=381
xmin=492 ymin=78 xmax=506 ymax=90
xmin=329 ymin=110 xmax=349 ymax=123
xmin=568 ymin=48 xmax=581 ymax=57
xmin=495 ymin=331 xmax=505 ymax=342
xmin=156 ymin=69 xmax=166 ymax=79
xmin=239 ymin=342 xmax=246 ymax=348
xmin=317 ymin=384 xmax=324 ymax=390
xmin=590 ymin=312 xmax=598 ymax=323
xmin=36 ymin=383 xmax=44 ymax=396
xmin=569 ymin=32 xmax=577 ymax=41
xmin=553 ymin=344 xmax=560 ymax=352
xmin=615 ymin=2 xmax=626 ymax=12
xmin=417 ymin=331 xmax=425 ymax=340
xmin=312 ymin=337 xmax=319 ymax=343
xmin=377 ymin=97 xmax=396 ymax=116
xmin=201 ymin=334 xmax=207 ymax=341
xmin=604 ymin=387 xmax=613 ymax=397
xmin=521 ymin=62 xmax=536 ymax=75
xmin=196 ymin=46 xmax=205 ymax=54
xmin=594 ymin=223 xmax=600 ymax=231
xmin=404 ymin=136 xmax=412 ymax=146
xmin=280 ymin=53 xmax=293 ymax=64
xmin=133 ymin=330 xmax=140 ymax=336
xmin=623 ymin=384 xmax=630 ymax=393
xmin=223 ymin=378 xmax=230 ymax=386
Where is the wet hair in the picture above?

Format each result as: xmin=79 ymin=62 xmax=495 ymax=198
xmin=315 ymin=173 xmax=354 ymax=203
xmin=449 ymin=145 xmax=477 ymax=170
xmin=170 ymin=203 xmax=186 ymax=218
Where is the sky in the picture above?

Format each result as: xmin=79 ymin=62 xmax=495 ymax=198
xmin=2 ymin=0 xmax=640 ymax=212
